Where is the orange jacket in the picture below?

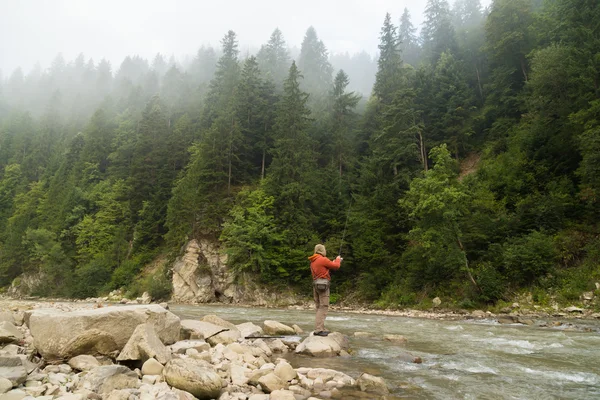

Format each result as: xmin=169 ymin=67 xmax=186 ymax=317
xmin=308 ymin=254 xmax=341 ymax=280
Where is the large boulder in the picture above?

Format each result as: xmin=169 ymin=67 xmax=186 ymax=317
xmin=295 ymin=332 xmax=349 ymax=357
xmin=163 ymin=358 xmax=222 ymax=400
xmin=206 ymin=329 xmax=240 ymax=346
xmin=180 ymin=320 xmax=227 ymax=340
xmin=141 ymin=358 xmax=163 ymax=376
xmin=27 ymin=305 xmax=180 ymax=361
xmin=0 ymin=356 xmax=26 ymax=386
xmin=117 ymin=323 xmax=171 ymax=364
xmin=76 ymin=365 xmax=139 ymax=394
xmin=263 ymin=321 xmax=295 ymax=336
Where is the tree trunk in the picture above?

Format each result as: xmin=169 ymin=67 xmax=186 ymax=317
xmin=418 ymin=130 xmax=428 ymax=171
xmin=457 ymin=237 xmax=480 ymax=291
xmin=475 ymin=64 xmax=484 ymax=102
xmin=520 ymin=58 xmax=528 ymax=82
xmin=261 ymin=148 xmax=266 ymax=180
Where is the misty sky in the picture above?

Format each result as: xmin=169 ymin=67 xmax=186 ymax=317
xmin=1 ymin=0 xmax=491 ymax=76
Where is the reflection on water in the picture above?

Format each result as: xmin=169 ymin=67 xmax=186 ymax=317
xmin=171 ymin=304 xmax=600 ymax=399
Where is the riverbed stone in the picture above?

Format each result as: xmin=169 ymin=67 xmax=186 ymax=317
xmin=357 ymin=373 xmax=389 ymax=395
xmin=383 ymin=334 xmax=407 ymax=343
xmin=0 ymin=356 xmax=26 ymax=386
xmin=163 ymin=358 xmax=222 ymax=400
xmin=257 ymin=372 xmax=285 ymax=393
xmin=0 ymin=377 xmax=13 ymax=393
xmin=206 ymin=329 xmax=241 ymax=346
xmin=169 ymin=340 xmax=210 ymax=354
xmin=248 ymin=368 xmax=273 ymax=386
xmin=274 ymin=361 xmax=296 ymax=382
xmin=236 ymin=322 xmax=263 ymax=338
xmin=230 ymin=364 xmax=250 ymax=386
xmin=141 ymin=358 xmax=163 ymax=376
xmin=117 ymin=323 xmax=171 ymax=364
xmin=295 ymin=332 xmax=349 ymax=357
xmin=77 ymin=365 xmax=139 ymax=394
xmin=201 ymin=315 xmax=237 ymax=330
xmin=26 ymin=305 xmax=180 ymax=361
xmin=180 ymin=320 xmax=227 ymax=340
xmin=263 ymin=321 xmax=295 ymax=336
xmin=269 ymin=389 xmax=295 ymax=400
xmin=68 ymin=355 xmax=100 ymax=371
xmin=0 ymin=322 xmax=23 ymax=344
xmin=0 ymin=389 xmax=26 ymax=400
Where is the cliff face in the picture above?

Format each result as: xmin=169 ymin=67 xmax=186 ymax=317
xmin=170 ymin=239 xmax=303 ymax=306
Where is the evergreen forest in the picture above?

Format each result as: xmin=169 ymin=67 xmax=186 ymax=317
xmin=0 ymin=0 xmax=599 ymax=308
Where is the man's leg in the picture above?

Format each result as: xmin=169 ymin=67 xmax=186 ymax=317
xmin=315 ymin=286 xmax=330 ymax=332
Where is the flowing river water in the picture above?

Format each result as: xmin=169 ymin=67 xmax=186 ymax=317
xmin=171 ymin=304 xmax=600 ymax=399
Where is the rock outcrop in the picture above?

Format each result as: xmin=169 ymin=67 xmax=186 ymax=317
xmin=26 ymin=305 xmax=180 ymax=360
xmin=171 ymin=239 xmax=235 ymax=303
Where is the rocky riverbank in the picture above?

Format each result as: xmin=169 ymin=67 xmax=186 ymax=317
xmin=0 ymin=300 xmax=395 ymax=400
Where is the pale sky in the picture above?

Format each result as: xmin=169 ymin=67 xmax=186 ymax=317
xmin=0 ymin=0 xmax=491 ymax=76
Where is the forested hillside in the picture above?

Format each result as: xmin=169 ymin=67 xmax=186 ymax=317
xmin=0 ymin=0 xmax=598 ymax=307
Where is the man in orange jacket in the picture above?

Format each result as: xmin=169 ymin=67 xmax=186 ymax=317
xmin=308 ymin=244 xmax=341 ymax=336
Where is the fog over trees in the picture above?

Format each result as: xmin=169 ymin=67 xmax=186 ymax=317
xmin=0 ymin=0 xmax=599 ymax=307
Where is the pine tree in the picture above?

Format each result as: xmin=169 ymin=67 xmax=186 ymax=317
xmin=256 ymin=28 xmax=291 ymax=89
xmin=373 ymin=13 xmax=404 ymax=105
xmin=297 ymin=27 xmax=334 ymax=98
xmin=399 ymin=8 xmax=421 ymax=67
xmin=421 ymin=0 xmax=458 ymax=62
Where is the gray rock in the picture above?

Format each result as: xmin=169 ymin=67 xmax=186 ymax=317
xmin=68 ymin=355 xmax=100 ymax=371
xmin=497 ymin=316 xmax=518 ymax=324
xmin=0 ymin=377 xmax=12 ymax=393
xmin=248 ymin=368 xmax=273 ymax=386
xmin=0 ymin=322 xmax=23 ymax=344
xmin=269 ymin=389 xmax=295 ymax=400
xmin=257 ymin=373 xmax=285 ymax=393
xmin=168 ymin=340 xmax=210 ymax=354
xmin=432 ymin=297 xmax=441 ymax=307
xmin=26 ymin=305 xmax=180 ymax=361
xmin=141 ymin=358 xmax=163 ymax=376
xmin=206 ymin=330 xmax=240 ymax=346
xmin=471 ymin=310 xmax=486 ymax=318
xmin=163 ymin=358 xmax=222 ymax=400
xmin=247 ymin=395 xmax=269 ymax=400
xmin=565 ymin=306 xmax=584 ymax=313
xmin=294 ymin=332 xmax=349 ymax=357
xmin=117 ymin=324 xmax=171 ymax=364
xmin=263 ymin=321 xmax=295 ymax=336
xmin=201 ymin=315 xmax=236 ymax=330
xmin=0 ymin=357 xmax=26 ymax=386
xmin=0 ymin=389 xmax=26 ymax=400
xmin=180 ymin=320 xmax=227 ymax=340
xmin=304 ymin=368 xmax=355 ymax=386
xmin=357 ymin=373 xmax=389 ymax=395
xmin=292 ymin=325 xmax=303 ymax=334
xmin=274 ymin=362 xmax=296 ymax=382
xmin=236 ymin=322 xmax=263 ymax=338
xmin=230 ymin=364 xmax=250 ymax=386
xmin=77 ymin=365 xmax=139 ymax=394
xmin=383 ymin=334 xmax=407 ymax=343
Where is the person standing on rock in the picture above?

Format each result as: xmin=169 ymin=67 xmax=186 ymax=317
xmin=308 ymin=244 xmax=341 ymax=336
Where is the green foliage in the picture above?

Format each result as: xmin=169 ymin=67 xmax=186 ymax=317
xmin=501 ymin=231 xmax=557 ymax=286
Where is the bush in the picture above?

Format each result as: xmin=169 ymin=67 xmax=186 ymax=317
xmin=473 ymin=262 xmax=506 ymax=303
xmin=502 ymin=231 xmax=557 ymax=286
